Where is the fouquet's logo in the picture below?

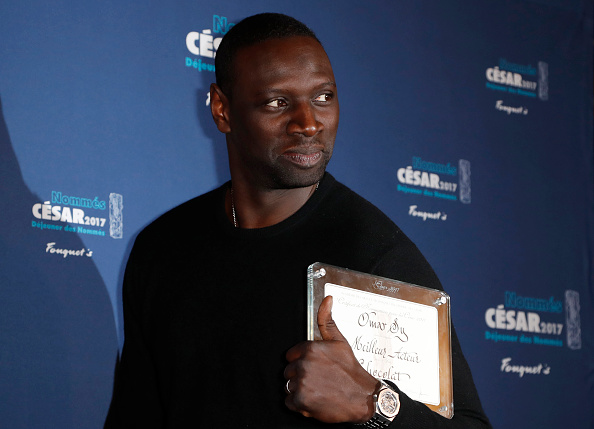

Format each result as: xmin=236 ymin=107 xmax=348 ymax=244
xmin=500 ymin=357 xmax=551 ymax=378
xmin=45 ymin=242 xmax=93 ymax=258
xmin=185 ymin=15 xmax=235 ymax=73
xmin=495 ymin=100 xmax=528 ymax=116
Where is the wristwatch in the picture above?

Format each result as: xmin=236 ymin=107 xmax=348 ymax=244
xmin=356 ymin=380 xmax=400 ymax=428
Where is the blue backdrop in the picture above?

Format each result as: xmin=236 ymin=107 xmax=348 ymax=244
xmin=1 ymin=1 xmax=592 ymax=428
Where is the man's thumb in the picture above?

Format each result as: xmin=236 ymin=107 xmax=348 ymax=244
xmin=317 ymin=295 xmax=347 ymax=342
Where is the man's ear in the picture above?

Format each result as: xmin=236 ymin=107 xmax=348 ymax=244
xmin=210 ymin=83 xmax=231 ymax=133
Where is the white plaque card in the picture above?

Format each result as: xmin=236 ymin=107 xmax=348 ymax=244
xmin=307 ymin=263 xmax=453 ymax=418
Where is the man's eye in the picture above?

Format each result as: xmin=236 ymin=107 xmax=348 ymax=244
xmin=314 ymin=93 xmax=332 ymax=102
xmin=266 ymin=99 xmax=287 ymax=108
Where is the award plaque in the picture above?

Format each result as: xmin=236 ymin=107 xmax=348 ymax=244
xmin=307 ymin=262 xmax=454 ymax=419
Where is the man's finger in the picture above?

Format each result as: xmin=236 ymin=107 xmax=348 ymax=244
xmin=317 ymin=295 xmax=347 ymax=342
xmin=285 ymin=341 xmax=308 ymax=362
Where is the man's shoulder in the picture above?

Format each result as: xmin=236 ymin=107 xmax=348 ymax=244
xmin=133 ymin=184 xmax=225 ymax=251
xmin=321 ymin=175 xmax=441 ymax=289
xmin=323 ymin=175 xmax=402 ymax=233
xmin=317 ymin=174 xmax=409 ymax=260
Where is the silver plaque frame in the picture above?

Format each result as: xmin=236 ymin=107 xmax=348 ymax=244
xmin=307 ymin=262 xmax=453 ymax=419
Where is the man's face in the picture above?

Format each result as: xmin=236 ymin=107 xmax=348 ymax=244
xmin=222 ymin=36 xmax=339 ymax=190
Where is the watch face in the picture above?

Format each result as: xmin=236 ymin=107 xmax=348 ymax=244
xmin=377 ymin=389 xmax=400 ymax=418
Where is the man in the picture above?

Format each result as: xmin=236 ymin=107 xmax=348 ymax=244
xmin=105 ymin=13 xmax=491 ymax=428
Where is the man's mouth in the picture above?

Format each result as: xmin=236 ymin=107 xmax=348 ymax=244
xmin=281 ymin=150 xmax=323 ymax=168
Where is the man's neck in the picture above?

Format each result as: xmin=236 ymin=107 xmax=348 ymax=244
xmin=226 ymin=182 xmax=318 ymax=229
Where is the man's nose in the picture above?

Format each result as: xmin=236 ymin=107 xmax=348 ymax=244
xmin=287 ymin=102 xmax=323 ymax=137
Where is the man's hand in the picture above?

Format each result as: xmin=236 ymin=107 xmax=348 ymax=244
xmin=284 ymin=296 xmax=380 ymax=423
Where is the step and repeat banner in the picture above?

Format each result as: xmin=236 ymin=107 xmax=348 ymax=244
xmin=1 ymin=1 xmax=592 ymax=428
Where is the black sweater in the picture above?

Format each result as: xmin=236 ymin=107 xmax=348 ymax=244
xmin=105 ymin=173 xmax=491 ymax=428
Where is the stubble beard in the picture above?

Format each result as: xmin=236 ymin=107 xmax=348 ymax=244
xmin=265 ymin=153 xmax=331 ymax=190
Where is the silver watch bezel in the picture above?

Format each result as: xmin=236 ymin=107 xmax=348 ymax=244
xmin=377 ymin=384 xmax=400 ymax=419
xmin=355 ymin=381 xmax=400 ymax=428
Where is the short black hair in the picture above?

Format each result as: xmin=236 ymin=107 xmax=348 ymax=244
xmin=215 ymin=13 xmax=321 ymax=95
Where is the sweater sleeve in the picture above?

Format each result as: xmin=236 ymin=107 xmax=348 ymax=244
xmin=104 ymin=237 xmax=164 ymax=428
xmin=370 ymin=247 xmax=492 ymax=429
